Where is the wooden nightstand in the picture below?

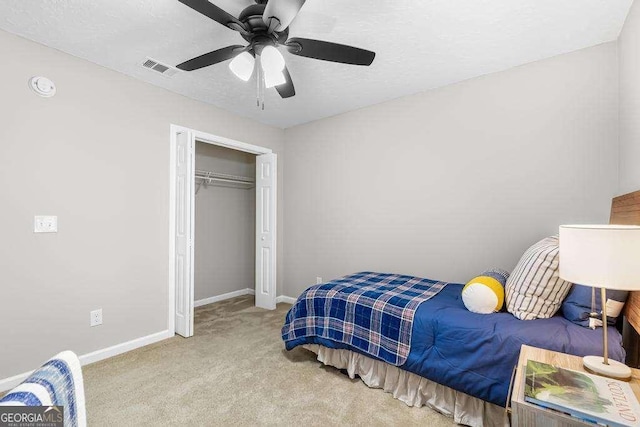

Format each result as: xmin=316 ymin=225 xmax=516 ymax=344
xmin=511 ymin=345 xmax=640 ymax=427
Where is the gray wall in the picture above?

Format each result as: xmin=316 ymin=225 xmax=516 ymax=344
xmin=283 ymin=42 xmax=619 ymax=297
xmin=194 ymin=143 xmax=255 ymax=301
xmin=619 ymin=0 xmax=640 ymax=194
xmin=0 ymin=29 xmax=285 ymax=379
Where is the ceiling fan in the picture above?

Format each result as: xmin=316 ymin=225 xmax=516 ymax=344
xmin=175 ymin=0 xmax=376 ymax=102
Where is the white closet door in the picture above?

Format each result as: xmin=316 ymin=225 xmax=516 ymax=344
xmin=175 ymin=131 xmax=195 ymax=337
xmin=255 ymin=153 xmax=277 ymax=310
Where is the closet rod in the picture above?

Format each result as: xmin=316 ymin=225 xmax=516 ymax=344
xmin=195 ymin=170 xmax=254 ymax=183
xmin=198 ymin=176 xmax=250 ymax=184
xmin=194 ymin=169 xmax=255 ymax=193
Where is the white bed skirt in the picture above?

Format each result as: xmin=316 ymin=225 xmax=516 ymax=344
xmin=303 ymin=345 xmax=509 ymax=427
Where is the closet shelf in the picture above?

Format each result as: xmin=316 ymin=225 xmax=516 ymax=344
xmin=195 ymin=169 xmax=255 ymax=193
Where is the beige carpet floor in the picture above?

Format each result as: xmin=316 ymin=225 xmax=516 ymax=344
xmin=83 ymin=296 xmax=455 ymax=426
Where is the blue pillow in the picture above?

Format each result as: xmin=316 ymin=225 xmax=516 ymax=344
xmin=561 ymin=284 xmax=629 ymax=328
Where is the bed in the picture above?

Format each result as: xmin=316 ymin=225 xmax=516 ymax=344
xmin=282 ymin=190 xmax=640 ymax=427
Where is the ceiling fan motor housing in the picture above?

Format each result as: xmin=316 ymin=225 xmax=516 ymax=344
xmin=239 ymin=4 xmax=288 ymax=46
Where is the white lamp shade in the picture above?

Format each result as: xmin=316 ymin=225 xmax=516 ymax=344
xmin=263 ymin=68 xmax=286 ymax=88
xmin=260 ymin=46 xmax=285 ymax=73
xmin=559 ymin=224 xmax=640 ymax=290
xmin=229 ymin=52 xmax=255 ymax=81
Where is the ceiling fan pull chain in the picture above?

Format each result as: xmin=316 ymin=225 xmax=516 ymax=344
xmin=260 ymin=67 xmax=264 ymax=110
xmin=257 ymin=55 xmax=266 ymax=110
xmin=256 ymin=59 xmax=261 ymax=108
xmin=255 ymin=55 xmax=265 ymax=110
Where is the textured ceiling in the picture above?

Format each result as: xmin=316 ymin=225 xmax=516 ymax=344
xmin=0 ymin=0 xmax=633 ymax=128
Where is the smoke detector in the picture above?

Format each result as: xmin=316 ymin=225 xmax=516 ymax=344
xmin=29 ymin=76 xmax=56 ymax=97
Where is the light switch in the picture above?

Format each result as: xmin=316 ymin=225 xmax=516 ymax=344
xmin=34 ymin=216 xmax=58 ymax=233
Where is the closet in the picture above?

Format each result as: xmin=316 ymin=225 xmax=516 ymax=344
xmin=193 ymin=141 xmax=256 ymax=312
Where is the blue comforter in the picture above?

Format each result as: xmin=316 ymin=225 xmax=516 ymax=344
xmin=284 ymin=281 xmax=625 ymax=407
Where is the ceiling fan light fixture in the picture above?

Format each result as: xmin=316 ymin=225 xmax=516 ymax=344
xmin=229 ymin=51 xmax=255 ymax=81
xmin=260 ymin=45 xmax=285 ymax=73
xmin=263 ymin=68 xmax=286 ymax=88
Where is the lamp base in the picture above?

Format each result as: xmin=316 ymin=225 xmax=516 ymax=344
xmin=583 ymin=355 xmax=632 ymax=380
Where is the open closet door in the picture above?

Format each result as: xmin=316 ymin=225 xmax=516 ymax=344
xmin=256 ymin=153 xmax=277 ymax=310
xmin=174 ymin=131 xmax=195 ymax=337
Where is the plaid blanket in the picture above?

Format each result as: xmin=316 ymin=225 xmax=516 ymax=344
xmin=282 ymin=272 xmax=448 ymax=366
xmin=0 ymin=351 xmax=86 ymax=427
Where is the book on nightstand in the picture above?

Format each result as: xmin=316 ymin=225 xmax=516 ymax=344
xmin=524 ymin=360 xmax=640 ymax=427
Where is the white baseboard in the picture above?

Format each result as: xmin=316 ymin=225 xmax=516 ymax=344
xmin=79 ymin=330 xmax=172 ymax=365
xmin=194 ymin=288 xmax=255 ymax=308
xmin=0 ymin=293 xmax=296 ymax=392
xmin=0 ymin=371 xmax=34 ymax=393
xmin=276 ymin=295 xmax=297 ymax=304
xmin=0 ymin=329 xmax=173 ymax=392
xmin=194 ymin=289 xmax=295 ymax=307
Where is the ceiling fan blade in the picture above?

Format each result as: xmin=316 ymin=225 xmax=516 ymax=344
xmin=285 ymin=38 xmax=375 ymax=66
xmin=177 ymin=45 xmax=245 ymax=71
xmin=263 ymin=0 xmax=307 ymax=32
xmin=178 ymin=0 xmax=246 ymax=31
xmin=275 ymin=66 xmax=295 ymax=98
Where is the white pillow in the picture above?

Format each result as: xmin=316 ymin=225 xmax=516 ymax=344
xmin=505 ymin=236 xmax=572 ymax=320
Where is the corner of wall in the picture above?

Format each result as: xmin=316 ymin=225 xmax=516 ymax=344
xmin=616 ymin=38 xmax=622 ymax=196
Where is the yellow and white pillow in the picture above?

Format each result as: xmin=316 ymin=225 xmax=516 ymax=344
xmin=462 ymin=269 xmax=509 ymax=314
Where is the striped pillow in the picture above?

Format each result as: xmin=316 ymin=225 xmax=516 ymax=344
xmin=505 ymin=235 xmax=572 ymax=320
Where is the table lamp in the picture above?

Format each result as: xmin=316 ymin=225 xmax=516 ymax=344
xmin=559 ymin=224 xmax=640 ymax=380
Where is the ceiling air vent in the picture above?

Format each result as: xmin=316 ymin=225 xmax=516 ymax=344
xmin=142 ymin=57 xmax=180 ymax=77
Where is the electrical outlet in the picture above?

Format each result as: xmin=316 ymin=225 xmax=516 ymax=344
xmin=34 ymin=216 xmax=58 ymax=233
xmin=90 ymin=309 xmax=102 ymax=327
xmin=316 ymin=277 xmax=323 ymax=284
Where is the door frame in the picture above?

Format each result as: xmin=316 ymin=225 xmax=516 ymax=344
xmin=168 ymin=124 xmax=276 ymax=337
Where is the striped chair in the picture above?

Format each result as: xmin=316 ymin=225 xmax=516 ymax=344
xmin=0 ymin=351 xmax=86 ymax=427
